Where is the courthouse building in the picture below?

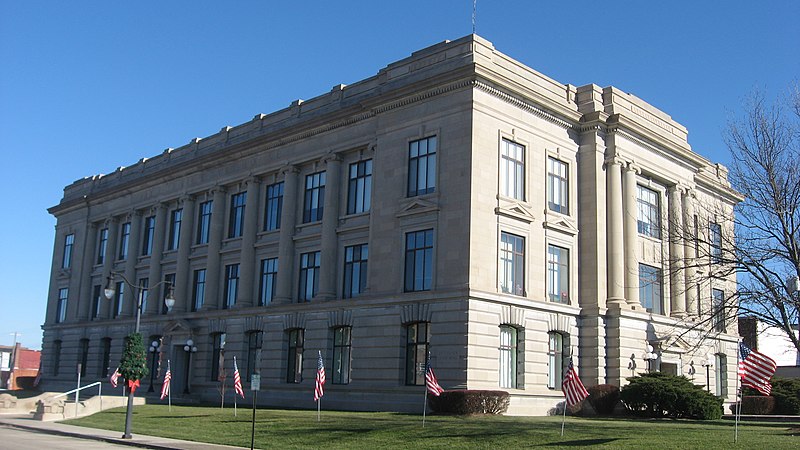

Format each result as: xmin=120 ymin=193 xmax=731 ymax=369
xmin=42 ymin=35 xmax=742 ymax=414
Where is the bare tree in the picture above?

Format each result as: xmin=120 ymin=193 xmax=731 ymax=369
xmin=723 ymin=84 xmax=800 ymax=353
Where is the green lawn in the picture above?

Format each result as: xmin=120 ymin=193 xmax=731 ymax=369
xmin=63 ymin=405 xmax=799 ymax=449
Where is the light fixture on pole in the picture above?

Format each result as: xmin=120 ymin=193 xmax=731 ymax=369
xmin=687 ymin=360 xmax=696 ymax=381
xmin=147 ymin=340 xmax=160 ymax=393
xmin=642 ymin=344 xmax=658 ymax=373
xmin=103 ymin=272 xmax=176 ymax=439
xmin=183 ymin=339 xmax=197 ymax=394
xmin=701 ymin=354 xmax=714 ymax=393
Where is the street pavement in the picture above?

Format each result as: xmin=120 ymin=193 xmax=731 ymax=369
xmin=0 ymin=415 xmax=247 ymax=450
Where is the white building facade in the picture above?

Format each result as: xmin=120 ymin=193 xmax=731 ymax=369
xmin=41 ymin=35 xmax=742 ymax=414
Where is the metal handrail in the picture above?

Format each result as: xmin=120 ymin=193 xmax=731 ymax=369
xmin=53 ymin=381 xmax=102 ymax=416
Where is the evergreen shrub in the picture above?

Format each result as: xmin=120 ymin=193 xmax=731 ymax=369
xmin=620 ymin=372 xmax=722 ymax=420
xmin=587 ymin=384 xmax=620 ymax=415
xmin=428 ymin=390 xmax=510 ymax=415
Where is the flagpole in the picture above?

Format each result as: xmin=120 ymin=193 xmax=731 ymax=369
xmin=234 ymin=357 xmax=238 ymax=418
xmin=422 ymin=385 xmax=428 ymax=428
xmin=317 ymin=398 xmax=321 ymax=422
xmin=561 ymin=399 xmax=567 ymax=436
xmin=167 ymin=360 xmax=172 ymax=412
xmin=734 ymin=341 xmax=742 ymax=443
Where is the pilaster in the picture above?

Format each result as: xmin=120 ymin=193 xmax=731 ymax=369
xmin=275 ymin=165 xmax=299 ymax=304
xmin=668 ymin=185 xmax=686 ymax=317
xmin=237 ymin=178 xmax=261 ymax=308
xmin=174 ymin=196 xmax=196 ymax=313
xmin=204 ymin=187 xmax=227 ymax=311
xmin=623 ymin=162 xmax=640 ymax=308
xmin=319 ymin=154 xmax=342 ymax=300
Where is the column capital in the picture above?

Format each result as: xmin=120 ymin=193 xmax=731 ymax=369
xmin=624 ymin=161 xmax=641 ymax=175
xmin=322 ymin=152 xmax=343 ymax=165
xmin=603 ymin=155 xmax=625 ymax=168
xmin=280 ymin=164 xmax=300 ymax=176
xmin=209 ymin=185 xmax=228 ymax=196
xmin=179 ymin=194 xmax=196 ymax=205
xmin=245 ymin=176 xmax=262 ymax=187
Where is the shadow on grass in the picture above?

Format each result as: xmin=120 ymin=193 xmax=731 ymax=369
xmin=541 ymin=438 xmax=621 ymax=446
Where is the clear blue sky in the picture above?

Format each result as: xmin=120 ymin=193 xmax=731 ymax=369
xmin=1 ymin=1 xmax=797 ymax=350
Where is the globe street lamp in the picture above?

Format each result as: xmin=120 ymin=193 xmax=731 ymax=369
xmin=701 ymin=354 xmax=714 ymax=393
xmin=147 ymin=340 xmax=161 ymax=393
xmin=642 ymin=344 xmax=658 ymax=373
xmin=183 ymin=339 xmax=197 ymax=394
xmin=104 ymin=272 xmax=175 ymax=439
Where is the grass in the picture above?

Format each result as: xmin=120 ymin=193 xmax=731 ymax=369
xmin=63 ymin=405 xmax=799 ymax=449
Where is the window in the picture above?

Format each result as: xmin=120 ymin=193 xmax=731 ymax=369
xmin=547 ymin=332 xmax=568 ymax=389
xmin=303 ymin=172 xmax=326 ymax=223
xmin=286 ymin=329 xmax=304 ymax=383
xmin=162 ymin=274 xmax=175 ymax=314
xmin=210 ymin=333 xmax=226 ymax=381
xmin=196 ymin=201 xmax=212 ymax=244
xmin=408 ymin=136 xmax=437 ymax=197
xmin=118 ymin=222 xmax=130 ymax=260
xmin=715 ymin=353 xmax=728 ymax=397
xmin=52 ymin=340 xmax=62 ymax=376
xmin=548 ymin=245 xmax=570 ymax=303
xmin=343 ymin=244 xmax=368 ymax=298
xmin=139 ymin=278 xmax=149 ymax=314
xmin=168 ymin=208 xmax=182 ymax=250
xmin=96 ymin=227 xmax=108 ymax=265
xmin=404 ymin=229 xmax=433 ymax=292
xmin=246 ymin=331 xmax=263 ymax=382
xmin=264 ymin=182 xmax=284 ymax=231
xmin=499 ymin=325 xmax=519 ymax=389
xmin=62 ymin=233 xmax=74 ymax=269
xmin=142 ymin=216 xmax=155 ymax=256
xmin=91 ymin=284 xmax=101 ymax=319
xmin=192 ymin=269 xmax=206 ymax=312
xmin=259 ymin=258 xmax=278 ymax=306
xmin=298 ymin=251 xmax=320 ymax=301
xmin=639 ymin=264 xmax=663 ymax=314
xmin=712 ymin=289 xmax=725 ymax=332
xmin=114 ymin=281 xmax=125 ymax=318
xmin=710 ymin=222 xmax=722 ymax=263
xmin=347 ymin=160 xmax=372 ymax=214
xmin=56 ymin=288 xmax=68 ymax=323
xmin=99 ymin=338 xmax=111 ymax=377
xmin=406 ymin=322 xmax=430 ymax=385
xmin=224 ymin=265 xmax=239 ymax=309
xmin=332 ymin=326 xmax=352 ymax=385
xmin=500 ymin=139 xmax=525 ymax=200
xmin=78 ymin=339 xmax=89 ymax=378
xmin=548 ymin=157 xmax=569 ymax=214
xmin=499 ymin=232 xmax=524 ymax=296
xmin=637 ymin=186 xmax=661 ymax=238
xmin=229 ymin=192 xmax=247 ymax=238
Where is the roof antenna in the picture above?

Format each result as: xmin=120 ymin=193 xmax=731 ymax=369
xmin=472 ymin=0 xmax=477 ymax=35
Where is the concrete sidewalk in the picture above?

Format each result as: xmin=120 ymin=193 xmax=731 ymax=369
xmin=0 ymin=414 xmax=248 ymax=450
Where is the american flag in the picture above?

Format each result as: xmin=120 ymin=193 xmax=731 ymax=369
xmin=110 ymin=367 xmax=121 ymax=388
xmin=233 ymin=356 xmax=245 ymax=399
xmin=160 ymin=361 xmax=171 ymax=400
xmin=425 ymin=357 xmax=444 ymax=396
xmin=562 ymin=358 xmax=589 ymax=407
xmin=314 ymin=351 xmax=326 ymax=401
xmin=739 ymin=342 xmax=776 ymax=396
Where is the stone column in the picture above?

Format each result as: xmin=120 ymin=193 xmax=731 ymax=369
xmin=623 ymin=163 xmax=640 ymax=308
xmin=237 ymin=178 xmax=261 ymax=308
xmin=174 ymin=196 xmax=196 ymax=313
xmin=145 ymin=204 xmax=167 ymax=314
xmin=77 ymin=222 xmax=98 ymax=321
xmin=668 ymin=186 xmax=686 ymax=317
xmin=275 ymin=166 xmax=299 ymax=304
xmin=682 ymin=188 xmax=698 ymax=316
xmin=122 ymin=211 xmax=142 ymax=317
xmin=319 ymin=155 xmax=342 ymax=300
xmin=605 ymin=156 xmax=626 ymax=306
xmin=101 ymin=217 xmax=119 ymax=318
xmin=204 ymin=187 xmax=227 ymax=310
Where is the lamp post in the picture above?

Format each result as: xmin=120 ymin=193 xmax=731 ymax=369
xmin=147 ymin=340 xmax=160 ymax=393
xmin=104 ymin=272 xmax=175 ymax=440
xmin=183 ymin=339 xmax=197 ymax=394
xmin=701 ymin=354 xmax=714 ymax=393
xmin=642 ymin=344 xmax=658 ymax=373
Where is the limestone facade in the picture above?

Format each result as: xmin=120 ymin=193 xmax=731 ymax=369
xmin=42 ymin=35 xmax=742 ymax=414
